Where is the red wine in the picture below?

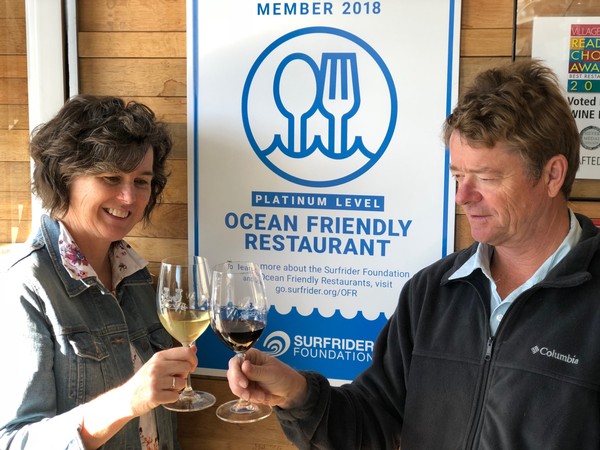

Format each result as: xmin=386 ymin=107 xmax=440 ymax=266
xmin=214 ymin=319 xmax=265 ymax=352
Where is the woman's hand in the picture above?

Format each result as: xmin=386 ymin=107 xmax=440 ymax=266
xmin=80 ymin=345 xmax=197 ymax=449
xmin=123 ymin=345 xmax=198 ymax=416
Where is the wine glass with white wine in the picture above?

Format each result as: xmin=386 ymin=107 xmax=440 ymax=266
xmin=210 ymin=261 xmax=271 ymax=423
xmin=156 ymin=255 xmax=216 ymax=412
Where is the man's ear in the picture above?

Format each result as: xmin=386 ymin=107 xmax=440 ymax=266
xmin=543 ymin=154 xmax=568 ymax=198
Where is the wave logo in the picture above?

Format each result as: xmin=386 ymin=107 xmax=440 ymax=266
xmin=242 ymin=26 xmax=397 ymax=187
xmin=262 ymin=330 xmax=291 ymax=357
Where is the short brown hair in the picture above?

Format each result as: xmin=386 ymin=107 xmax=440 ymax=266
xmin=444 ymin=59 xmax=580 ymax=197
xmin=30 ymin=95 xmax=172 ymax=222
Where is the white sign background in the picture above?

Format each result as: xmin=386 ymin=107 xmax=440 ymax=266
xmin=188 ymin=0 xmax=460 ymax=382
xmin=533 ymin=17 xmax=600 ymax=180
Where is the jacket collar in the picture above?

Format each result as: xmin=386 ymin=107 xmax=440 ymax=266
xmin=441 ymin=213 xmax=599 ymax=288
xmin=35 ymin=215 xmax=152 ymax=298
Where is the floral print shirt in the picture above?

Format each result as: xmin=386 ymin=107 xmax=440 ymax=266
xmin=58 ymin=224 xmax=148 ymax=293
xmin=57 ymin=222 xmax=159 ymax=449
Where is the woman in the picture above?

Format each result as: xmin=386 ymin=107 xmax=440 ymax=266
xmin=0 ymin=95 xmax=195 ymax=449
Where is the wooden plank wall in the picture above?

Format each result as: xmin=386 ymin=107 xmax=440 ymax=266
xmin=76 ymin=0 xmax=517 ymax=271
xmin=75 ymin=2 xmax=599 ymax=449
xmin=0 ymin=0 xmax=596 ymax=448
xmin=0 ymin=0 xmax=30 ymax=253
xmin=457 ymin=0 xmax=600 ymax=248
xmin=74 ymin=0 xmax=600 ymax=271
xmin=77 ymin=0 xmax=189 ymax=277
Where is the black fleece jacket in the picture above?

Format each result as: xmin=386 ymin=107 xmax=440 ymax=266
xmin=277 ymin=213 xmax=600 ymax=450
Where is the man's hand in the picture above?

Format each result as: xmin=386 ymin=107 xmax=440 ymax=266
xmin=227 ymin=348 xmax=308 ymax=410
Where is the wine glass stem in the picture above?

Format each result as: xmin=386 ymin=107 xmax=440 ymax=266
xmin=181 ymin=343 xmax=195 ymax=395
xmin=234 ymin=351 xmax=252 ymax=407
xmin=236 ymin=351 xmax=245 ymax=365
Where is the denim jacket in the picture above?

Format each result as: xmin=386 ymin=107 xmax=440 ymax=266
xmin=0 ymin=216 xmax=179 ymax=450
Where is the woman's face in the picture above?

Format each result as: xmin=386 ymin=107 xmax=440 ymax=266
xmin=61 ymin=148 xmax=154 ymax=248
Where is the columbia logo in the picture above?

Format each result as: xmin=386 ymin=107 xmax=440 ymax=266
xmin=531 ymin=345 xmax=579 ymax=365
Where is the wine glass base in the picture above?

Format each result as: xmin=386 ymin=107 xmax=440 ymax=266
xmin=216 ymin=399 xmax=272 ymax=423
xmin=163 ymin=391 xmax=216 ymax=412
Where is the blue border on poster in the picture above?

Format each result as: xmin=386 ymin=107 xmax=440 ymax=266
xmin=442 ymin=0 xmax=457 ymax=258
xmin=189 ymin=1 xmax=460 ymax=379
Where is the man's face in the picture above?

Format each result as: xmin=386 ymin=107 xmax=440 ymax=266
xmin=449 ymin=131 xmax=553 ymax=249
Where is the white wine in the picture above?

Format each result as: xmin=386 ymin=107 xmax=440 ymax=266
xmin=160 ymin=309 xmax=210 ymax=345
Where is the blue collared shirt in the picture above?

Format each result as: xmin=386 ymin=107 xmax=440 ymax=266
xmin=449 ymin=210 xmax=582 ymax=335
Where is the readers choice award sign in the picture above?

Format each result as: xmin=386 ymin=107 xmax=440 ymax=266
xmin=533 ymin=17 xmax=600 ymax=180
xmin=189 ymin=0 xmax=461 ymax=382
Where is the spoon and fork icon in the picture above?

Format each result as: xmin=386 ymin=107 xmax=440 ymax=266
xmin=274 ymin=52 xmax=361 ymax=156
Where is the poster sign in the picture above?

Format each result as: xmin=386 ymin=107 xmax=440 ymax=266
xmin=533 ymin=17 xmax=600 ymax=180
xmin=189 ymin=0 xmax=461 ymax=383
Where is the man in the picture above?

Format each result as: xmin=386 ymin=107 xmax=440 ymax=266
xmin=227 ymin=60 xmax=600 ymax=449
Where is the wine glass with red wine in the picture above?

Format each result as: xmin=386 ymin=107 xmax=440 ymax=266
xmin=210 ymin=261 xmax=271 ymax=423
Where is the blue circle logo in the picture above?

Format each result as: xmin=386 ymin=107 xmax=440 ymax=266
xmin=242 ymin=26 xmax=397 ymax=187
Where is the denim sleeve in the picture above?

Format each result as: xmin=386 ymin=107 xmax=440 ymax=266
xmin=0 ymin=280 xmax=86 ymax=450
